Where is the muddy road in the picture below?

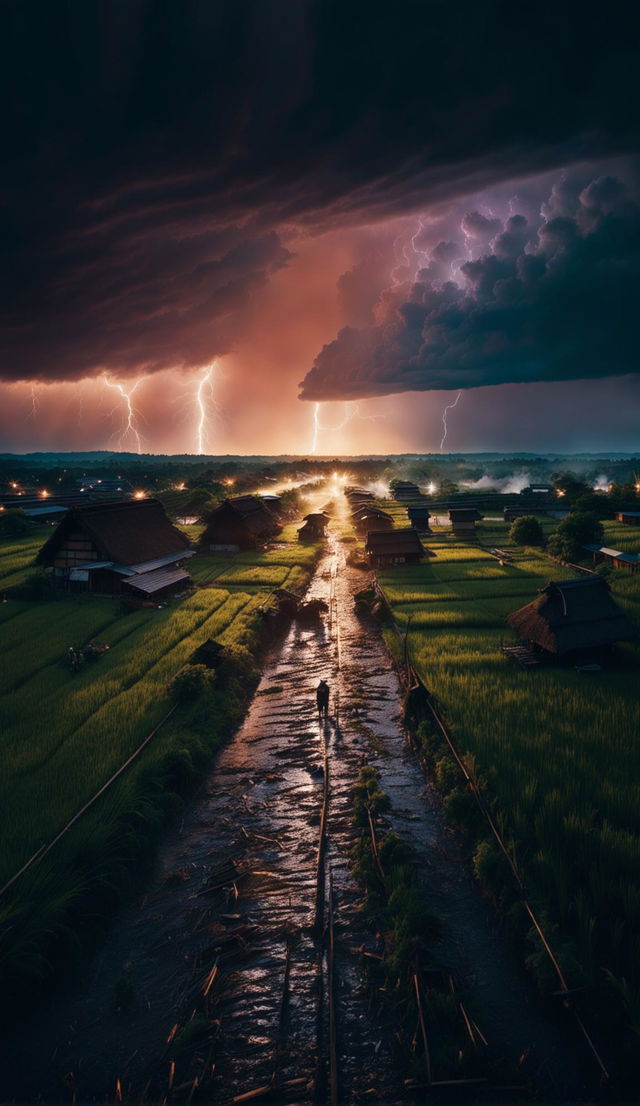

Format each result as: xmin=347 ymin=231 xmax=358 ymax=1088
xmin=4 ymin=491 xmax=589 ymax=1104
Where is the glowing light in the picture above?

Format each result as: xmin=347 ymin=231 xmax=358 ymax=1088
xmin=133 ymin=490 xmax=146 ymax=500
xmin=427 ymin=482 xmax=437 ymax=494
xmin=635 ymin=483 xmax=640 ymax=493
xmin=556 ymin=489 xmax=566 ymax=498
xmin=223 ymin=478 xmax=235 ymax=487
xmin=439 ymin=391 xmax=462 ymax=451
xmin=104 ymin=377 xmax=144 ymax=453
xmin=10 ymin=482 xmax=18 ymax=489
xmin=39 ymin=489 xmax=49 ymax=499
xmin=175 ymin=482 xmax=186 ymax=491
xmin=195 ymin=365 xmax=215 ymax=455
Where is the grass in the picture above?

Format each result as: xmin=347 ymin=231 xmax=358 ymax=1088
xmin=369 ymin=500 xmax=640 ymax=1050
xmin=0 ymin=520 xmax=323 ymax=1004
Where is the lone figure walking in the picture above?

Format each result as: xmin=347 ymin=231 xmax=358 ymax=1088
xmin=316 ymin=678 xmax=330 ymax=722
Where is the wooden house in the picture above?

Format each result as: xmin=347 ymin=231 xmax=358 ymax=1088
xmin=36 ymin=499 xmax=194 ymax=597
xmin=365 ymin=528 xmax=424 ymax=567
xmin=199 ymin=496 xmax=280 ymax=550
xmin=298 ymin=512 xmax=329 ymax=542
xmin=449 ymin=507 xmax=482 ymax=535
xmin=507 ymin=577 xmax=635 ymax=655
xmin=617 ymin=511 xmax=640 ymax=526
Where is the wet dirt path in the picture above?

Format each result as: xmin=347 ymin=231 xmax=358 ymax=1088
xmin=4 ymin=491 xmax=588 ymax=1104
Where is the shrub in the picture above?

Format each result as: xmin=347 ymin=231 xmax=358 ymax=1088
xmin=509 ymin=515 xmax=544 ymax=546
xmin=0 ymin=509 xmax=30 ymax=537
xmin=168 ymin=663 xmax=216 ymax=702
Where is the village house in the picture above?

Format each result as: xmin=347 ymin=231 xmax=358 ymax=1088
xmin=507 ymin=577 xmax=636 ymax=656
xmin=298 ymin=512 xmax=330 ymax=542
xmin=199 ymin=496 xmax=280 ymax=550
xmin=449 ymin=507 xmax=482 ymax=535
xmin=36 ymin=499 xmax=194 ymax=597
xmin=365 ymin=527 xmax=425 ymax=567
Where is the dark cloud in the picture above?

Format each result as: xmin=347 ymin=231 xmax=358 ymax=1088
xmin=1 ymin=0 xmax=639 ymax=382
xmin=461 ymin=211 xmax=502 ymax=242
xmin=300 ymin=173 xmax=640 ymax=398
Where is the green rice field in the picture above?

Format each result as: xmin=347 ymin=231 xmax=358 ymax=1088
xmin=372 ymin=504 xmax=640 ymax=1031
xmin=0 ymin=523 xmax=322 ymax=990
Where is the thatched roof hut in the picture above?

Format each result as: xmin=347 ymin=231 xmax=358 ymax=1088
xmin=199 ymin=496 xmax=280 ymax=550
xmin=36 ymin=499 xmax=193 ymax=596
xmin=507 ymin=577 xmax=636 ymax=655
xmin=298 ymin=512 xmax=329 ymax=542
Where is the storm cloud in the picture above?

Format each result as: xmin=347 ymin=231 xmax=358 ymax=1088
xmin=1 ymin=0 xmax=639 ymax=383
xmin=300 ymin=172 xmax=640 ymax=399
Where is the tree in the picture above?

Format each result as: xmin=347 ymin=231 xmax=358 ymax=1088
xmin=0 ymin=508 xmax=30 ymax=537
xmin=573 ymin=491 xmax=611 ymax=519
xmin=552 ymin=473 xmax=590 ymax=504
xmin=547 ymin=512 xmax=604 ymax=562
xmin=509 ymin=515 xmax=544 ymax=546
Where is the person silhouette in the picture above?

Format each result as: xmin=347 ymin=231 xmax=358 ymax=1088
xmin=316 ymin=679 xmax=330 ymax=722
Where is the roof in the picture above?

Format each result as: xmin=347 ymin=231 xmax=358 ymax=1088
xmin=352 ymin=505 xmax=391 ymax=519
xmin=127 ymin=566 xmax=191 ymax=595
xmin=584 ymin=544 xmax=640 ymax=565
xmin=449 ymin=508 xmax=482 ymax=520
xmin=302 ymin=512 xmax=330 ymax=521
xmin=618 ymin=510 xmax=640 ymax=518
xmin=507 ymin=577 xmax=636 ymax=654
xmin=23 ymin=505 xmax=68 ymax=518
xmin=36 ymin=499 xmax=191 ymax=567
xmin=365 ymin=528 xmax=424 ymax=556
xmin=111 ymin=550 xmax=196 ymax=576
xmin=201 ymin=496 xmax=279 ymax=541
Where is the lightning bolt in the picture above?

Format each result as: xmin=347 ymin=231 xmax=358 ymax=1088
xmin=440 ymin=391 xmax=462 ymax=452
xmin=310 ymin=400 xmax=384 ymax=454
xmin=104 ymin=377 xmax=144 ymax=453
xmin=195 ymin=365 xmax=215 ymax=455
xmin=29 ymin=384 xmax=40 ymax=420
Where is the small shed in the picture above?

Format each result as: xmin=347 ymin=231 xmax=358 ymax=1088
xmin=199 ymin=496 xmax=280 ymax=550
xmin=617 ymin=511 xmax=640 ymax=526
xmin=507 ymin=577 xmax=636 ymax=655
xmin=365 ymin=528 xmax=424 ymax=567
xmin=449 ymin=507 xmax=482 ymax=535
xmin=407 ymin=505 xmax=431 ymax=531
xmin=583 ymin=545 xmax=640 ymax=574
xmin=191 ymin=639 xmax=225 ymax=669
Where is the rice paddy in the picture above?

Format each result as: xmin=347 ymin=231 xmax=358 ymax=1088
xmin=0 ymin=523 xmax=322 ymax=991
xmin=374 ymin=508 xmax=640 ymax=1029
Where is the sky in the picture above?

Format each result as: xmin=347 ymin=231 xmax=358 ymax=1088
xmin=1 ymin=1 xmax=639 ymax=456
